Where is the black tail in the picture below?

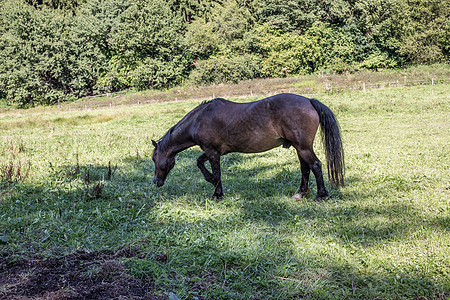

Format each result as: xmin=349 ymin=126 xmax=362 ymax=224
xmin=310 ymin=99 xmax=345 ymax=188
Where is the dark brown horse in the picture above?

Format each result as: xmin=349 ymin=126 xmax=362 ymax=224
xmin=152 ymin=93 xmax=344 ymax=201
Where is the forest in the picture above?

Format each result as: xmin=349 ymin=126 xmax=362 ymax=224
xmin=0 ymin=0 xmax=448 ymax=107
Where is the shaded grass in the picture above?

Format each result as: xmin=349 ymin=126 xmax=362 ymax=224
xmin=0 ymin=84 xmax=449 ymax=299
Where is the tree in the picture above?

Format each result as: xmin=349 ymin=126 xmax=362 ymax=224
xmin=105 ymin=0 xmax=191 ymax=90
xmin=398 ymin=0 xmax=449 ymax=63
xmin=26 ymin=0 xmax=87 ymax=11
xmin=0 ymin=0 xmax=83 ymax=106
xmin=0 ymin=0 xmax=192 ymax=106
xmin=0 ymin=0 xmax=448 ymax=106
xmin=250 ymin=22 xmax=355 ymax=76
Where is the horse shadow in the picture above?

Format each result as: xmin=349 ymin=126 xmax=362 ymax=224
xmin=161 ymin=148 xmax=302 ymax=198
xmin=161 ymin=148 xmax=346 ymax=201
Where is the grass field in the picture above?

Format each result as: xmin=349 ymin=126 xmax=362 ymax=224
xmin=0 ymin=83 xmax=449 ymax=299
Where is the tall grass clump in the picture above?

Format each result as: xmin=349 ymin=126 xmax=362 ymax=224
xmin=0 ymin=140 xmax=31 ymax=183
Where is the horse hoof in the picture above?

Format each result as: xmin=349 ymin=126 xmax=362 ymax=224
xmin=292 ymin=193 xmax=304 ymax=200
xmin=314 ymin=195 xmax=329 ymax=202
xmin=211 ymin=194 xmax=223 ymax=201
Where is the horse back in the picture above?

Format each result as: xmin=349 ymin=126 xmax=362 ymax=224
xmin=192 ymin=94 xmax=319 ymax=154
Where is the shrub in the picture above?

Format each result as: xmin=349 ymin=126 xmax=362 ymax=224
xmin=359 ymin=51 xmax=398 ymax=70
xmin=253 ymin=23 xmax=355 ymax=77
xmin=189 ymin=55 xmax=262 ymax=85
xmin=131 ymin=58 xmax=187 ymax=90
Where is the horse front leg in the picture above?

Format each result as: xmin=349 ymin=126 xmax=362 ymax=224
xmin=205 ymin=150 xmax=224 ymax=200
xmin=197 ymin=153 xmax=214 ymax=183
xmin=197 ymin=152 xmax=224 ymax=200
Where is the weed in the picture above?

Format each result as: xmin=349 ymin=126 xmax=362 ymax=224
xmin=66 ymin=152 xmax=81 ymax=178
xmin=88 ymin=182 xmax=105 ymax=200
xmin=107 ymin=161 xmax=117 ymax=180
xmin=0 ymin=141 xmax=31 ymax=183
xmin=135 ymin=148 xmax=141 ymax=161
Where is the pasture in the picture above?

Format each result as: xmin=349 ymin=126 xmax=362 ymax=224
xmin=0 ymin=84 xmax=449 ymax=299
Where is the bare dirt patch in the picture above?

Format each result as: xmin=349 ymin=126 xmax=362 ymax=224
xmin=0 ymin=249 xmax=166 ymax=300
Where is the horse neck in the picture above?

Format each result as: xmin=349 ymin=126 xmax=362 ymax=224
xmin=165 ymin=122 xmax=196 ymax=156
xmin=161 ymin=101 xmax=208 ymax=156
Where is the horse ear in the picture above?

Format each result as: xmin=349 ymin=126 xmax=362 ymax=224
xmin=152 ymin=140 xmax=158 ymax=148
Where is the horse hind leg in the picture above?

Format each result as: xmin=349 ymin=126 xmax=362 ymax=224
xmin=292 ymin=156 xmax=311 ymax=200
xmin=295 ymin=148 xmax=329 ymax=201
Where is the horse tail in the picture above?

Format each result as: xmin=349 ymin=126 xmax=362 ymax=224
xmin=309 ymin=99 xmax=345 ymax=188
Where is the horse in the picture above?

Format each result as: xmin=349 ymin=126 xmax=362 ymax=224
xmin=151 ymin=93 xmax=344 ymax=201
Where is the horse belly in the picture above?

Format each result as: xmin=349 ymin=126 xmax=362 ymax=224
xmin=221 ymin=131 xmax=283 ymax=154
xmin=196 ymin=101 xmax=284 ymax=154
xmin=238 ymin=139 xmax=284 ymax=153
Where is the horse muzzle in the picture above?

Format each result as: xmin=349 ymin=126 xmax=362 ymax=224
xmin=153 ymin=177 xmax=165 ymax=187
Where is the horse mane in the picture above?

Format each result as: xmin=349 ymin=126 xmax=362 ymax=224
xmin=157 ymin=99 xmax=216 ymax=151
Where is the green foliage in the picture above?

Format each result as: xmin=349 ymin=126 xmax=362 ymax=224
xmin=359 ymin=51 xmax=399 ymax=70
xmin=0 ymin=0 xmax=448 ymax=106
xmin=168 ymin=0 xmax=223 ymax=22
xmin=185 ymin=19 xmax=220 ymax=59
xmin=250 ymin=0 xmax=353 ymax=31
xmin=0 ymin=1 xmax=74 ymax=106
xmin=189 ymin=55 xmax=262 ymax=85
xmin=351 ymin=0 xmax=449 ymax=64
xmin=26 ymin=0 xmax=88 ymax=11
xmin=189 ymin=21 xmax=356 ymax=85
xmin=0 ymin=0 xmax=119 ymax=106
xmin=398 ymin=0 xmax=450 ymax=63
xmin=254 ymin=22 xmax=355 ymax=76
xmin=0 ymin=0 xmax=189 ymax=106
xmin=186 ymin=0 xmax=254 ymax=58
xmin=76 ymin=0 xmax=190 ymax=91
xmin=131 ymin=57 xmax=188 ymax=90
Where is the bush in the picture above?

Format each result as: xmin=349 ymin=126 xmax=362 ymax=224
xmin=81 ymin=0 xmax=191 ymax=92
xmin=0 ymin=0 xmax=448 ymax=107
xmin=359 ymin=51 xmax=398 ymax=70
xmin=189 ymin=55 xmax=262 ymax=85
xmin=0 ymin=2 xmax=75 ymax=106
xmin=131 ymin=58 xmax=187 ymax=90
xmin=0 ymin=0 xmax=115 ymax=107
xmin=252 ymin=23 xmax=355 ymax=77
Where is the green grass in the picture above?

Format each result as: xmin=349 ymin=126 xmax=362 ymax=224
xmin=1 ymin=83 xmax=449 ymax=299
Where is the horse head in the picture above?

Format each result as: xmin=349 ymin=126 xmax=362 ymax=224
xmin=151 ymin=140 xmax=175 ymax=187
